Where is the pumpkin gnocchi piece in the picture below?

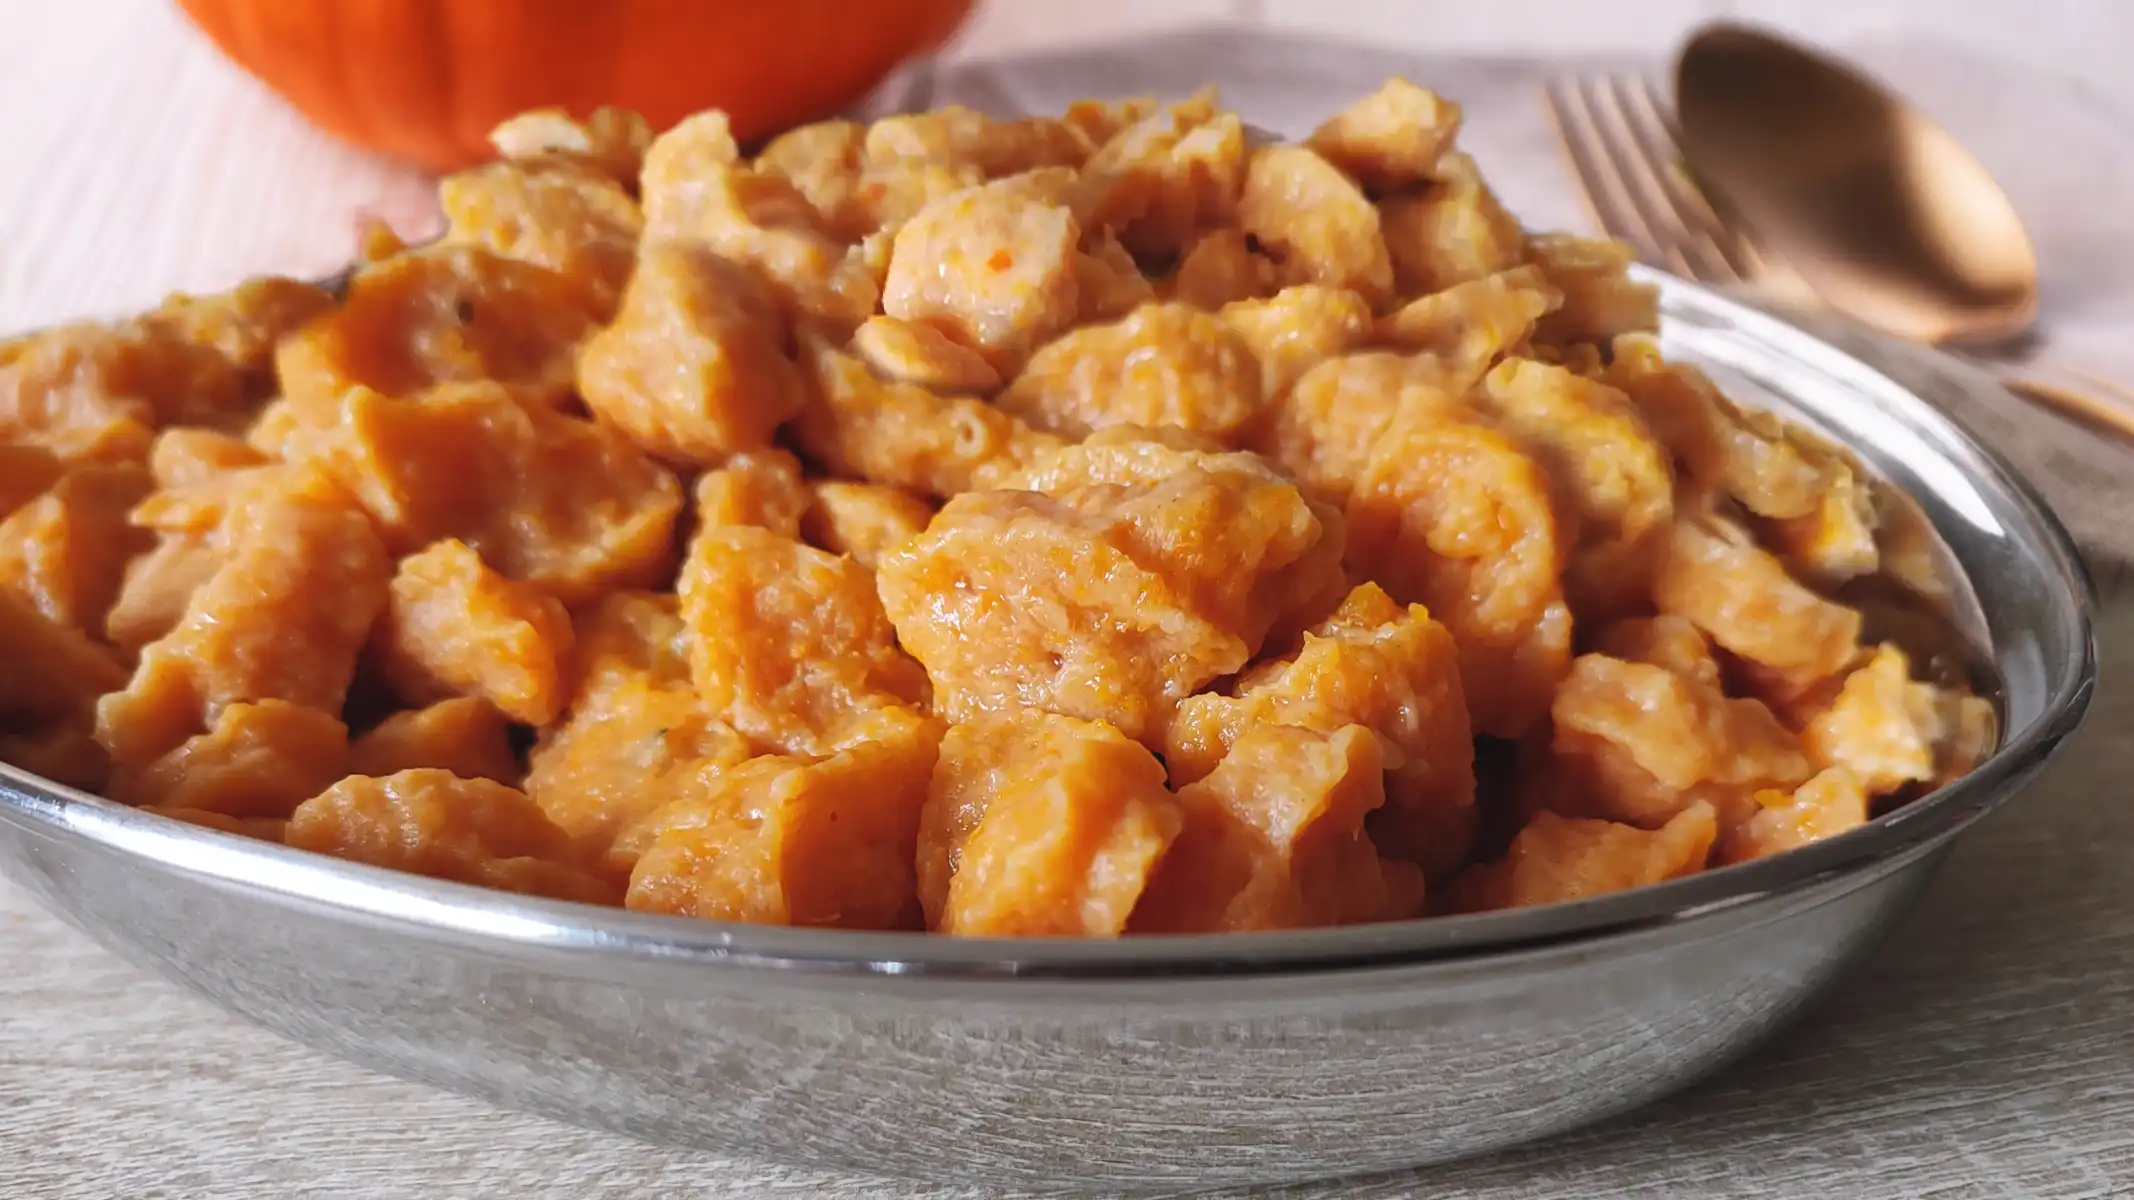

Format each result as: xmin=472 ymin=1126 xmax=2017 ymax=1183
xmin=0 ymin=586 xmax=125 ymax=724
xmin=93 ymin=468 xmax=389 ymax=769
xmin=1376 ymin=266 xmax=1561 ymax=384
xmin=1762 ymin=462 xmax=1882 ymax=585
xmin=996 ymin=302 xmax=1263 ymax=443
xmin=1655 ymin=511 xmax=1863 ymax=701
xmin=800 ymin=481 xmax=933 ymax=569
xmin=919 ymin=710 xmax=1180 ymax=936
xmin=148 ymin=428 xmax=269 ymax=488
xmin=754 ymin=119 xmax=867 ymax=225
xmin=1165 ymin=228 xmax=1277 ymax=309
xmin=274 ymin=245 xmax=602 ymax=417
xmin=562 ymin=591 xmax=692 ymax=705
xmin=679 ymin=523 xmax=928 ymax=757
xmin=144 ymin=807 xmax=286 ymax=842
xmin=1379 ymin=152 xmax=1526 ymax=296
xmin=1715 ymin=768 xmax=1871 ymax=866
xmin=371 ymin=539 xmax=576 ymax=725
xmin=0 ymin=721 xmax=111 ymax=793
xmin=1593 ymin=614 xmax=1725 ymax=691
xmin=1073 ymin=230 xmax=1159 ymax=322
xmin=864 ymin=106 xmax=1094 ymax=178
xmin=0 ymin=320 xmax=238 ymax=463
xmin=691 ymin=450 xmax=810 ymax=536
xmin=1217 ymin=285 xmax=1377 ymax=404
xmin=793 ymin=337 xmax=1066 ymax=498
xmin=441 ymin=158 xmax=643 ymax=317
xmin=851 ymin=314 xmax=1002 ymax=393
xmin=1249 ymin=350 xmax=1458 ymax=508
xmin=1344 ymin=413 xmax=1571 ymax=737
xmin=527 ymin=676 xmax=754 ymax=881
xmin=1475 ymin=358 xmax=1675 ymax=618
xmin=350 ymin=697 xmax=522 ymax=788
xmin=882 ymin=174 xmax=1083 ymax=370
xmin=641 ymin=128 xmax=878 ymax=332
xmin=144 ymin=276 xmax=337 ymax=392
xmin=1136 ymin=724 xmax=1424 ymax=932
xmin=1801 ymin=644 xmax=1991 ymax=794
xmin=1079 ymin=107 xmax=1246 ymax=258
xmin=0 ymin=444 xmax=66 ymax=518
xmin=489 ymin=106 xmax=653 ymax=191
xmin=1543 ymin=652 xmax=1813 ymax=833
xmin=1452 ymin=802 xmax=1717 ymax=912
xmin=624 ymin=707 xmax=942 ymax=928
xmin=576 ymin=241 xmax=803 ymax=466
xmin=0 ymin=463 xmax=154 ymax=635
xmin=1306 ymin=77 xmax=1463 ymax=194
xmin=107 ymin=699 xmax=348 ymax=819
xmin=287 ymin=769 xmax=618 ymax=905
xmin=297 ymin=382 xmax=683 ymax=606
xmin=1239 ymin=145 xmax=1393 ymax=305
xmin=1527 ymin=233 xmax=1660 ymax=347
xmin=104 ymin=535 xmax=221 ymax=656
xmin=1165 ymin=583 xmax=1476 ymax=878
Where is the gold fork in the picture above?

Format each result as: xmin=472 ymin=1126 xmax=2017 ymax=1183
xmin=1542 ymin=71 xmax=2134 ymax=442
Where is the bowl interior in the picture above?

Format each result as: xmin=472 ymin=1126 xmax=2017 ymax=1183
xmin=0 ymin=270 xmax=2098 ymax=980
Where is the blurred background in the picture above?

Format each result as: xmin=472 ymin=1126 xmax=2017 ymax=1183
xmin=0 ymin=0 xmax=2126 ymax=339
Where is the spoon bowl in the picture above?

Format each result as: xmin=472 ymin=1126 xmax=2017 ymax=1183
xmin=1675 ymin=22 xmax=2040 ymax=346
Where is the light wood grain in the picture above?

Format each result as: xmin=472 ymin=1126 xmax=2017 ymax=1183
xmin=4 ymin=2 xmax=2134 ymax=1197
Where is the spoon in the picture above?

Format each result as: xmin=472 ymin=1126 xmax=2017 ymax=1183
xmin=1673 ymin=23 xmax=2134 ymax=437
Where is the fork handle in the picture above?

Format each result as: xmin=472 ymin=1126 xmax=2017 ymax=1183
xmin=1985 ymin=360 xmax=2134 ymax=444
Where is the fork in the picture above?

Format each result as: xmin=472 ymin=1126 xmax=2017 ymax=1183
xmin=1542 ymin=71 xmax=2134 ymax=441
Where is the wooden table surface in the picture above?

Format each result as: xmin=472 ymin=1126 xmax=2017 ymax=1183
xmin=5 ymin=3 xmax=2134 ymax=1197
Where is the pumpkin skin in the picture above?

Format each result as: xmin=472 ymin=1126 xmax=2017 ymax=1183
xmin=176 ymin=0 xmax=976 ymax=172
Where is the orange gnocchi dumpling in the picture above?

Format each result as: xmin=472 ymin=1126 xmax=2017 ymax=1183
xmin=143 ymin=276 xmax=336 ymax=393
xmin=793 ymin=336 xmax=1066 ymax=498
xmin=1078 ymin=104 xmax=1246 ymax=259
xmin=107 ymin=699 xmax=347 ymax=819
xmin=0 ymin=462 xmax=154 ymax=636
xmin=350 ymin=697 xmax=522 ymax=787
xmin=1714 ymin=768 xmax=1870 ymax=866
xmin=1526 ymin=233 xmax=1659 ymax=347
xmin=1071 ymin=230 xmax=1159 ymax=323
xmin=1343 ymin=411 xmax=1571 ymax=737
xmin=1802 ymin=644 xmax=1994 ymax=794
xmin=1135 ymin=724 xmax=1423 ymax=932
xmin=918 ymin=710 xmax=1180 ymax=936
xmin=1475 ymin=358 xmax=1675 ymax=618
xmin=996 ymin=302 xmax=1263 ymax=443
xmin=0 ymin=319 xmax=237 ymax=463
xmin=104 ymin=535 xmax=220 ymax=657
xmin=1248 ymin=350 xmax=1457 ymax=508
xmin=1543 ymin=650 xmax=1813 ymax=834
xmin=488 ymin=106 xmax=653 ymax=191
xmin=862 ymin=106 xmax=1094 ymax=179
xmin=1379 ymin=152 xmax=1526 ymax=297
xmin=146 ymin=807 xmax=287 ymax=842
xmin=623 ymin=707 xmax=942 ymax=929
xmin=274 ymin=245 xmax=602 ymax=417
xmin=1166 ymin=229 xmax=1278 ymax=309
xmin=690 ymin=450 xmax=811 ymax=536
xmin=882 ymin=172 xmax=1083 ymax=371
xmin=1761 ymin=455 xmax=1882 ymax=585
xmin=1306 ymin=78 xmax=1463 ymax=195
xmin=1451 ymin=802 xmax=1717 ymax=912
xmin=440 ymin=157 xmax=643 ymax=318
xmin=1655 ymin=510 xmax=1863 ymax=702
xmin=641 ymin=114 xmax=878 ymax=332
xmin=147 ymin=428 xmax=269 ymax=487
xmin=851 ymin=315 xmax=1003 ymax=394
xmin=0 ymin=444 xmax=66 ymax=518
xmin=799 ymin=481 xmax=933 ymax=570
xmin=94 ymin=467 xmax=389 ymax=769
xmin=560 ymin=590 xmax=693 ymax=705
xmin=370 ymin=539 xmax=576 ymax=725
xmin=1375 ymin=266 xmax=1561 ymax=385
xmin=296 ymin=382 xmax=682 ymax=606
xmin=678 ymin=523 xmax=928 ymax=757
xmin=575 ymin=241 xmax=804 ymax=467
xmin=1239 ymin=145 xmax=1393 ymax=306
xmin=1216 ymin=285 xmax=1377 ymax=404
xmin=286 ymin=769 xmax=618 ymax=905
xmin=1165 ymin=583 xmax=1474 ymax=877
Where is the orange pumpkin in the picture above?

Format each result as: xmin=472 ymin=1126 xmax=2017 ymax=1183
xmin=176 ymin=0 xmax=976 ymax=172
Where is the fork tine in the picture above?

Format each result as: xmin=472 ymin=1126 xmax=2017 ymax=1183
xmin=1584 ymin=74 xmax=1742 ymax=287
xmin=1611 ymin=75 xmax=1765 ymax=283
xmin=1542 ymin=77 xmax=1673 ymax=271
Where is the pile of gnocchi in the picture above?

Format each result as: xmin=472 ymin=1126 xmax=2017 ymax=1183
xmin=0 ymin=80 xmax=1992 ymax=935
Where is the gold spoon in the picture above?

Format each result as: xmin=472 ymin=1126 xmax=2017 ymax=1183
xmin=1673 ymin=22 xmax=2134 ymax=439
